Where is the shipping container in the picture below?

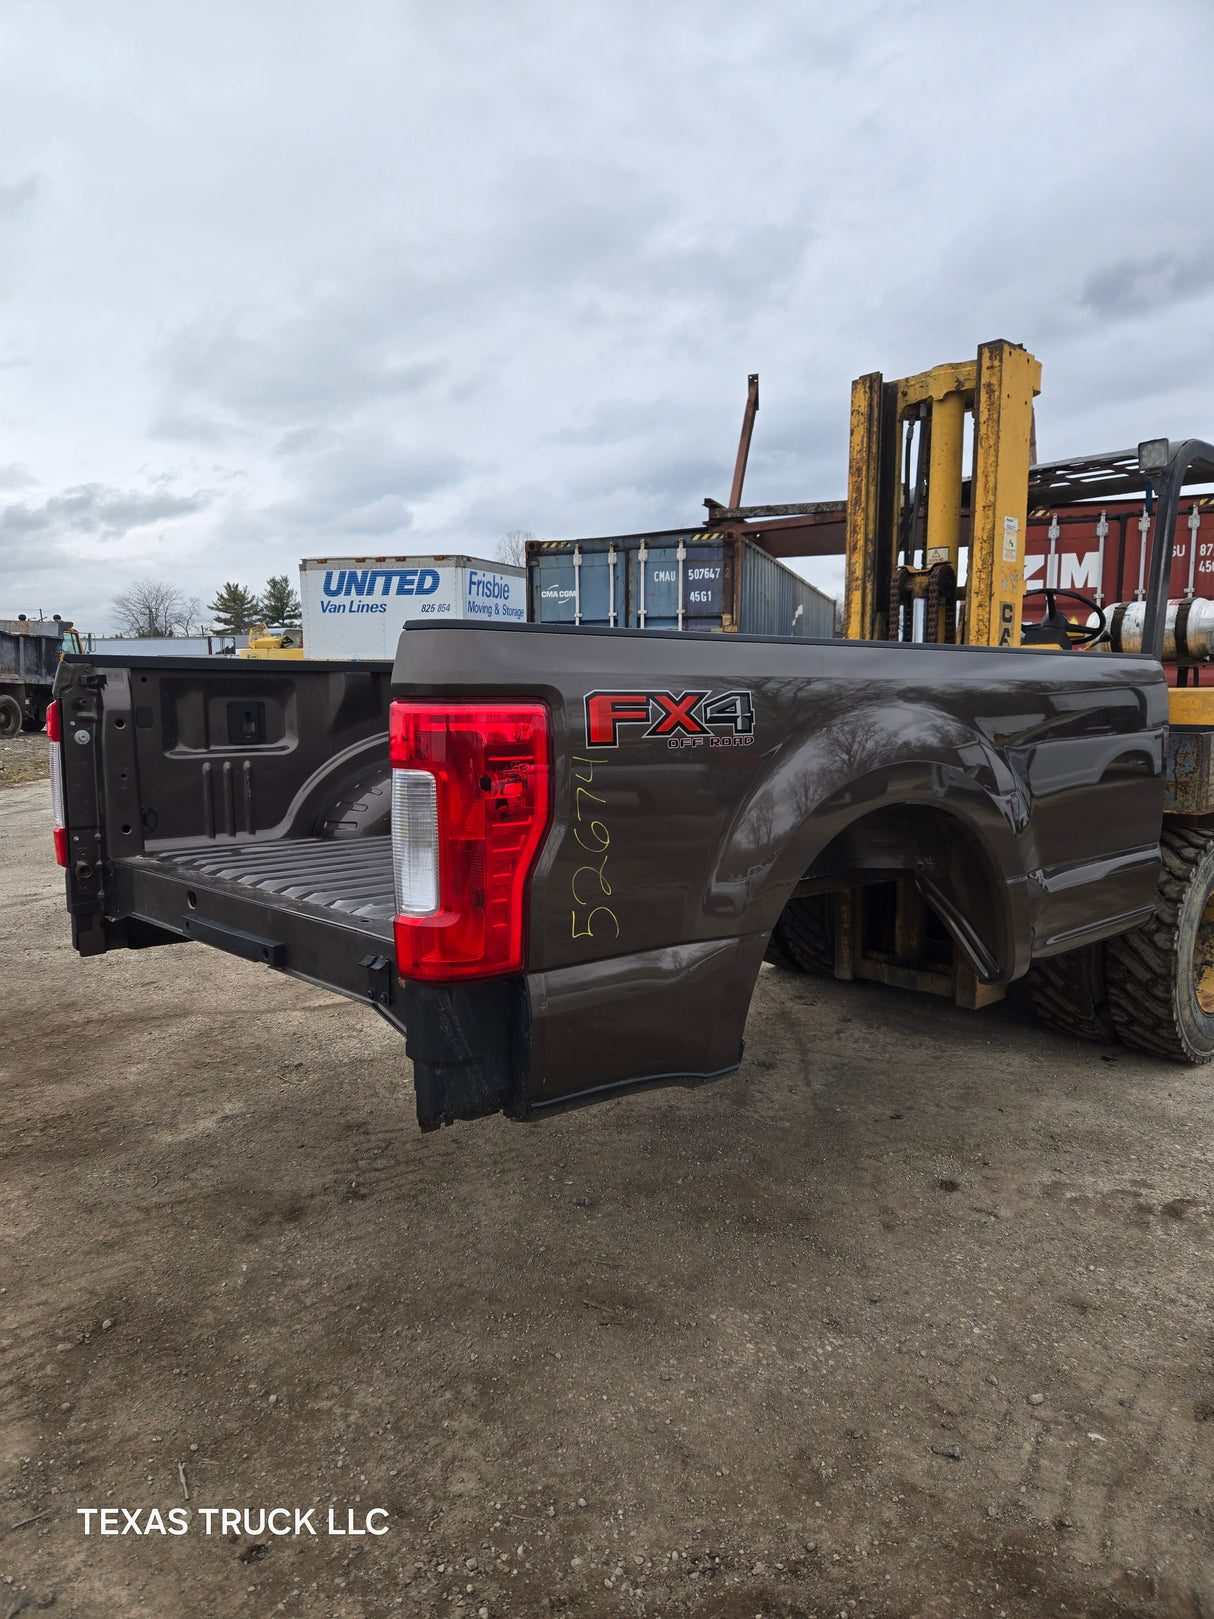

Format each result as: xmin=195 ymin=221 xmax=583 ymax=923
xmin=1023 ymin=497 xmax=1214 ymax=607
xmin=82 ymin=635 xmax=247 ymax=657
xmin=526 ymin=529 xmax=834 ymax=637
xmin=300 ymin=554 xmax=526 ymax=660
xmin=1023 ymin=497 xmax=1214 ymax=682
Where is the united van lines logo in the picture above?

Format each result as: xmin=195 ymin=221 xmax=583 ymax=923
xmin=584 ymin=689 xmax=755 ymax=750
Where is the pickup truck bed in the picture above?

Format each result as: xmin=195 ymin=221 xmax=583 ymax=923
xmin=52 ymin=624 xmax=1169 ymax=1129
xmin=125 ymin=838 xmax=395 ymax=980
xmin=155 ymin=838 xmax=394 ymax=924
xmin=54 ymin=656 xmax=402 ymax=1006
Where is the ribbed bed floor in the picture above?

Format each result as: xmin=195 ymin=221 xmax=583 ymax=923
xmin=155 ymin=837 xmax=396 ymax=926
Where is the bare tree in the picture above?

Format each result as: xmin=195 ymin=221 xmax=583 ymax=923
xmin=496 ymin=529 xmax=536 ymax=568
xmin=111 ymin=578 xmax=200 ymax=638
xmin=748 ymin=787 xmax=775 ymax=852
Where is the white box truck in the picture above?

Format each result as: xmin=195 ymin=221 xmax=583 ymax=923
xmin=299 ymin=555 xmax=526 ymax=660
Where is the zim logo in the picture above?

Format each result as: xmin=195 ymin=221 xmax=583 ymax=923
xmin=584 ymin=689 xmax=755 ymax=748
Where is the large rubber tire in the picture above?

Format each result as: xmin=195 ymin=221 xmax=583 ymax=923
xmin=1025 ymin=943 xmax=1117 ymax=1044
xmin=1106 ymin=826 xmax=1214 ymax=1063
xmin=766 ymin=894 xmax=835 ymax=976
xmin=763 ymin=922 xmax=799 ymax=970
xmin=0 ymin=694 xmax=22 ymax=738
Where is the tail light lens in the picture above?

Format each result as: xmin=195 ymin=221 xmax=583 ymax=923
xmin=47 ymin=699 xmax=68 ymax=867
xmin=390 ymin=701 xmax=551 ymax=980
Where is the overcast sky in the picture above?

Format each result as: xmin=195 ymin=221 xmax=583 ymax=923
xmin=3 ymin=0 xmax=1213 ymax=630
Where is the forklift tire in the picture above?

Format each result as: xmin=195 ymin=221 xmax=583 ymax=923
xmin=0 ymin=694 xmax=22 ymax=738
xmin=1105 ymin=826 xmax=1214 ymax=1063
xmin=766 ymin=894 xmax=835 ymax=976
xmin=1025 ymin=944 xmax=1117 ymax=1044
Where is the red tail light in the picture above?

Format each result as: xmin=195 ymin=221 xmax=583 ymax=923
xmin=390 ymin=701 xmax=551 ymax=981
xmin=47 ymin=700 xmax=68 ymax=867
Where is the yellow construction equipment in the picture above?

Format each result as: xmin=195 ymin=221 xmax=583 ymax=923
xmin=843 ymin=339 xmax=1041 ymax=648
xmin=238 ymin=624 xmax=304 ymax=661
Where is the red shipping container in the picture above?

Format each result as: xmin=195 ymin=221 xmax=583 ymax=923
xmin=1023 ymin=497 xmax=1214 ymax=680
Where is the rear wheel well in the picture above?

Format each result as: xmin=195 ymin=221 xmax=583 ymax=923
xmin=312 ymin=764 xmax=392 ymax=839
xmin=772 ymin=803 xmax=1010 ymax=985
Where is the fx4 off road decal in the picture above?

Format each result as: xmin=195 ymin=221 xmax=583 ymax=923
xmin=584 ymin=689 xmax=755 ymax=749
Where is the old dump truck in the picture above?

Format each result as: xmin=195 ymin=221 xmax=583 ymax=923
xmin=1 ymin=616 xmax=80 ymax=736
xmin=47 ymin=341 xmax=1214 ymax=1128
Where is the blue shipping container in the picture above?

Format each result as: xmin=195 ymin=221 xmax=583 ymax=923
xmin=527 ymin=530 xmax=834 ymax=637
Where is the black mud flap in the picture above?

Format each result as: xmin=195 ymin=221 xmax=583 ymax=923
xmin=395 ymin=978 xmax=529 ymax=1131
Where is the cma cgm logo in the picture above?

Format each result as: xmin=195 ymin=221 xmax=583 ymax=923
xmin=584 ymin=689 xmax=755 ymax=748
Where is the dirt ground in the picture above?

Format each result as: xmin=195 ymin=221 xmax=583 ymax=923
xmin=0 ymin=729 xmax=49 ymax=787
xmin=2 ymin=779 xmax=1213 ymax=1619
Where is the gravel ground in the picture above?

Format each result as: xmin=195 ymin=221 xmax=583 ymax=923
xmin=2 ymin=780 xmax=1213 ymax=1618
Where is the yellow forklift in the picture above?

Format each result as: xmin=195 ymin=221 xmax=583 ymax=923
xmin=771 ymin=338 xmax=1214 ymax=1060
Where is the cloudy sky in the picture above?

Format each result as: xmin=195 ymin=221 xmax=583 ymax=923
xmin=3 ymin=0 xmax=1213 ymax=630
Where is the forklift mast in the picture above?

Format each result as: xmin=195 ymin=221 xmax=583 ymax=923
xmin=841 ymin=337 xmax=1214 ymax=713
xmin=843 ymin=340 xmax=1041 ymax=648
